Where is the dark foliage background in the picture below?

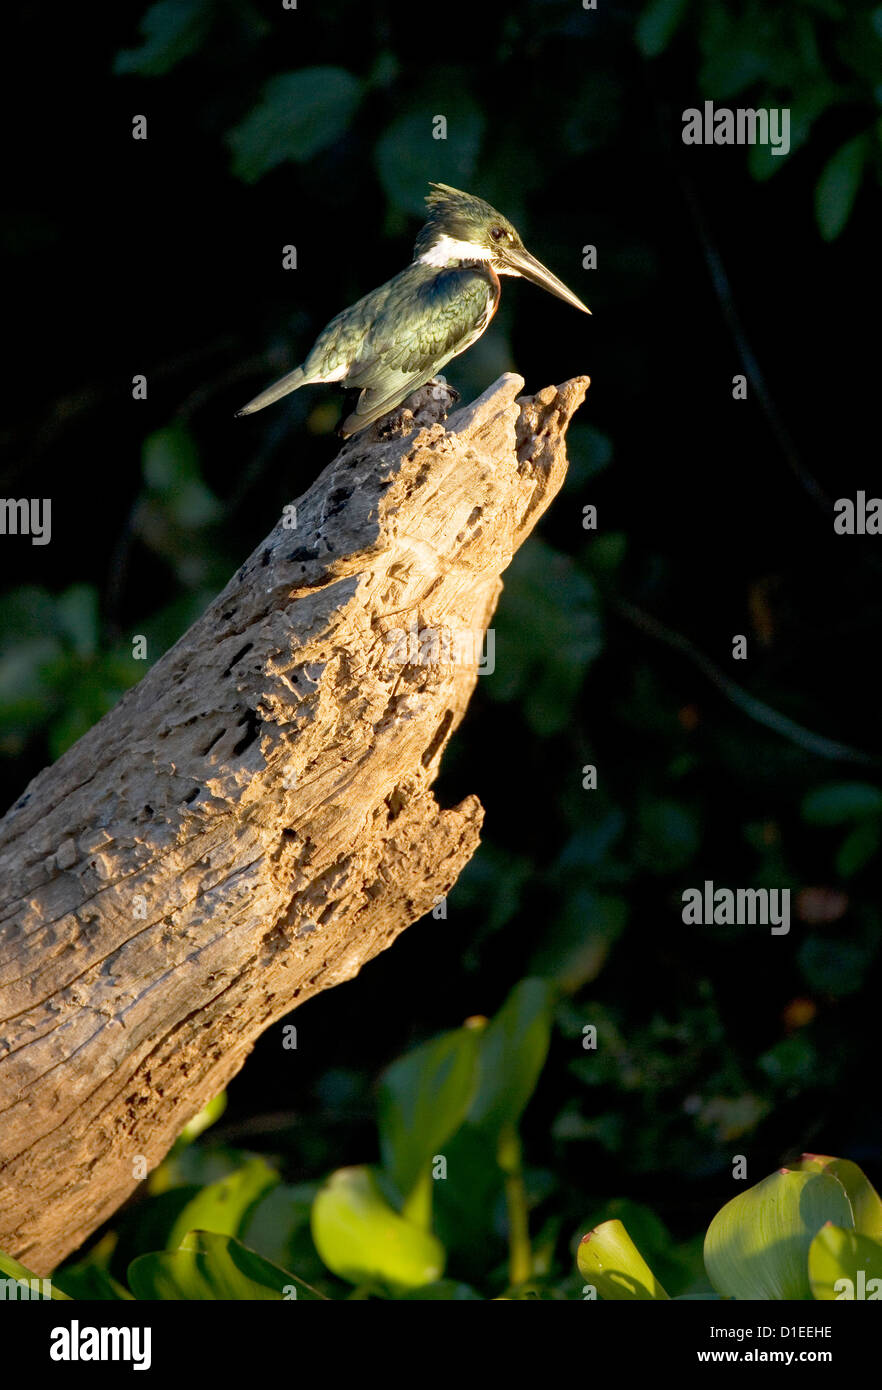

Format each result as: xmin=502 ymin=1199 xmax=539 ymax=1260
xmin=2 ymin=0 xmax=881 ymax=1286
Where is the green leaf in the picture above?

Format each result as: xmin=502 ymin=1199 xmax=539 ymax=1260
xmin=166 ymin=1157 xmax=279 ymax=1251
xmin=310 ymin=1166 xmax=444 ymax=1293
xmin=228 ymin=69 xmax=362 ymax=182
xmin=577 ymin=1219 xmax=669 ymax=1300
xmin=635 ymin=0 xmax=691 ymax=58
xmin=143 ymin=422 xmax=200 ymax=492
xmin=0 ymin=585 xmax=60 ymax=642
xmin=52 ymin=1231 xmax=133 ymax=1300
xmin=802 ymin=781 xmax=882 ymax=825
xmin=564 ymin=424 xmax=614 ymax=489
xmin=487 ymin=539 xmax=602 ymax=735
xmin=375 ymin=101 xmax=485 ymax=216
xmin=429 ymin=1123 xmax=507 ymax=1268
xmin=808 ymin=1223 xmax=882 ymax=1300
xmin=113 ymin=0 xmax=212 ymax=78
xmin=175 ymin=1091 xmax=227 ymax=1147
xmin=798 ymin=933 xmax=871 ymax=997
xmin=141 ymin=423 xmax=221 ymax=529
xmin=529 ymin=889 xmax=627 ymax=992
xmin=836 ymin=820 xmax=881 ymax=878
xmin=704 ymin=1169 xmax=853 ymax=1300
xmin=0 ymin=1249 xmax=71 ymax=1300
xmin=635 ymin=797 xmax=701 ymax=873
xmin=799 ymin=1155 xmax=882 ymax=1240
xmin=583 ymin=1198 xmax=705 ymax=1293
xmin=53 ymin=1263 xmax=134 ymax=1301
xmin=55 ymin=585 xmax=100 ymax=658
xmin=239 ymin=1181 xmax=331 ymax=1289
xmin=468 ymin=978 xmax=554 ymax=1134
xmin=379 ymin=1025 xmax=482 ymax=1207
xmin=815 ymin=135 xmax=869 ymax=241
xmin=699 ymin=35 xmax=767 ymax=99
xmin=128 ymin=1230 xmax=320 ymax=1300
xmin=758 ymin=1033 xmax=819 ymax=1086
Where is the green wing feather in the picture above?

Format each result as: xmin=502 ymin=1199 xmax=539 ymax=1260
xmin=339 ymin=266 xmax=496 ymax=435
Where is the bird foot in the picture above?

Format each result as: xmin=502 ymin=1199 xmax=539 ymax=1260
xmin=404 ymin=378 xmax=461 ymax=431
xmin=338 ymin=379 xmax=461 ymax=444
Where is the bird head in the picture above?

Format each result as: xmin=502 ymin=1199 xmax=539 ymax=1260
xmin=414 ymin=183 xmax=590 ymax=314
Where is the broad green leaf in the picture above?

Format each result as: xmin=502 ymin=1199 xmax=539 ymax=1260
xmin=0 ymin=1250 xmax=71 ymax=1300
xmin=53 ymin=1233 xmax=133 ymax=1301
xmin=375 ymin=102 xmax=485 ymax=216
xmin=430 ymin=1123 xmax=506 ymax=1269
xmin=561 ymin=75 xmax=623 ymax=156
xmin=141 ymin=423 xmax=221 ymax=529
xmin=487 ymin=539 xmax=601 ymax=734
xmin=815 ymin=135 xmax=868 ymax=242
xmin=635 ymin=0 xmax=691 ymax=57
xmin=228 ymin=69 xmax=362 ymax=182
xmin=801 ymin=781 xmax=882 ymax=825
xmin=797 ymin=933 xmax=872 ymax=997
xmin=56 ymin=585 xmax=100 ymax=658
xmin=52 ymin=1263 xmax=134 ymax=1301
xmin=310 ymin=1166 xmax=444 ymax=1293
xmin=113 ymin=0 xmax=212 ymax=78
xmin=241 ymin=1182 xmax=319 ymax=1271
xmin=746 ymin=109 xmax=812 ymax=183
xmin=808 ymin=1223 xmax=882 ymax=1300
xmin=529 ymin=889 xmax=627 ymax=992
xmin=176 ymin=1091 xmax=227 ymax=1147
xmin=758 ymin=1034 xmax=820 ymax=1086
xmin=836 ymin=820 xmax=881 ymax=878
xmin=128 ymin=1230 xmax=320 ymax=1300
xmin=143 ymin=422 xmax=200 ymax=492
xmin=467 ymin=978 xmax=554 ymax=1134
xmin=635 ymin=797 xmax=700 ymax=872
xmin=577 ymin=1219 xmax=669 ymax=1300
xmin=0 ymin=585 xmax=60 ymax=642
xmin=699 ymin=42 xmax=767 ymax=100
xmin=564 ymin=424 xmax=614 ymax=489
xmin=799 ymin=1155 xmax=882 ymax=1240
xmin=110 ymin=1184 xmax=202 ymax=1274
xmin=581 ymin=1197 xmax=702 ymax=1294
xmin=704 ymin=1169 xmax=853 ymax=1300
xmin=166 ymin=1157 xmax=279 ymax=1250
xmin=149 ymin=1145 xmax=246 ymax=1195
xmin=379 ymin=1025 xmax=482 ymax=1209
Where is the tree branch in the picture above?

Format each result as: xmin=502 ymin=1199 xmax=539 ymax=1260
xmin=0 ymin=371 xmax=589 ymax=1272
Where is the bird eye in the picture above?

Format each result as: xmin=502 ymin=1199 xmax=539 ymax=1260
xmin=490 ymin=226 xmax=506 ymax=242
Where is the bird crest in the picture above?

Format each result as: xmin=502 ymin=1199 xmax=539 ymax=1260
xmin=414 ymin=184 xmax=516 ymax=260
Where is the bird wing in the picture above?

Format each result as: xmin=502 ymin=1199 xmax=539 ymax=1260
xmin=340 ymin=266 xmax=497 ymax=435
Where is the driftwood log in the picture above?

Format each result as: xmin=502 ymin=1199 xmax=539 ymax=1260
xmin=0 ymin=371 xmax=588 ymax=1273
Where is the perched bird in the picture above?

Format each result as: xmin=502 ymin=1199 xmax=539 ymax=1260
xmin=236 ymin=183 xmax=590 ymax=437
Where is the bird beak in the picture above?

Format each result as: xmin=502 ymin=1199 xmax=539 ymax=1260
xmin=501 ymin=245 xmax=591 ymax=314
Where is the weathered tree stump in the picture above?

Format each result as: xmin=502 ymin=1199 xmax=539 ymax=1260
xmin=0 ymin=371 xmax=588 ymax=1271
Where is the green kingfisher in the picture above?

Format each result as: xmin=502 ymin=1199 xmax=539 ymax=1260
xmin=236 ymin=183 xmax=590 ymax=436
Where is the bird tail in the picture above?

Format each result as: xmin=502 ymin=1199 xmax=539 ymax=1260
xmin=235 ymin=366 xmax=307 ymax=417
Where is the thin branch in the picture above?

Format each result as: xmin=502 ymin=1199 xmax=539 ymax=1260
xmin=614 ymin=596 xmax=882 ymax=767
